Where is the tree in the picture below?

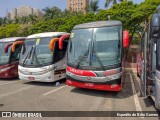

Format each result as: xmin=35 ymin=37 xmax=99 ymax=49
xmin=18 ymin=24 xmax=32 ymax=36
xmin=130 ymin=0 xmax=160 ymax=39
xmin=19 ymin=16 xmax=28 ymax=24
xmin=42 ymin=6 xmax=62 ymax=20
xmin=87 ymin=0 xmax=99 ymax=14
xmin=105 ymin=0 xmax=127 ymax=8
xmin=1 ymin=17 xmax=8 ymax=25
xmin=28 ymin=14 xmax=37 ymax=24
xmin=97 ymin=2 xmax=137 ymax=40
xmin=0 ymin=24 xmax=20 ymax=38
xmin=0 ymin=17 xmax=4 ymax=25
xmin=63 ymin=9 xmax=83 ymax=17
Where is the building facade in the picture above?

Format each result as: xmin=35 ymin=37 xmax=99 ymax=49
xmin=67 ymin=0 xmax=90 ymax=13
xmin=7 ymin=6 xmax=43 ymax=19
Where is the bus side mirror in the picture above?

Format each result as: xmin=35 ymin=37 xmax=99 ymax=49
xmin=49 ymin=38 xmax=59 ymax=51
xmin=12 ymin=41 xmax=24 ymax=52
xmin=151 ymin=13 xmax=160 ymax=39
xmin=123 ymin=30 xmax=130 ymax=48
xmin=59 ymin=34 xmax=70 ymax=49
xmin=4 ymin=43 xmax=12 ymax=53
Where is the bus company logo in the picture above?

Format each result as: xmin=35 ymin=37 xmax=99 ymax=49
xmin=87 ymin=77 xmax=91 ymax=80
xmin=67 ymin=67 xmax=83 ymax=75
xmin=2 ymin=112 xmax=11 ymax=117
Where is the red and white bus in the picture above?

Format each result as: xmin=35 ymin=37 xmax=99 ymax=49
xmin=64 ymin=21 xmax=130 ymax=91
xmin=0 ymin=37 xmax=25 ymax=78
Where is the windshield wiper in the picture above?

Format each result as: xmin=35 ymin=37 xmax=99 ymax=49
xmin=76 ymin=50 xmax=89 ymax=69
xmin=31 ymin=46 xmax=40 ymax=66
xmin=22 ymin=46 xmax=33 ymax=66
xmin=116 ymin=40 xmax=121 ymax=61
xmin=92 ymin=49 xmax=105 ymax=71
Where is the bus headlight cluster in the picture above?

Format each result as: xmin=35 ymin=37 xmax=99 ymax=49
xmin=18 ymin=69 xmax=28 ymax=74
xmin=37 ymin=68 xmax=53 ymax=75
xmin=105 ymin=72 xmax=122 ymax=80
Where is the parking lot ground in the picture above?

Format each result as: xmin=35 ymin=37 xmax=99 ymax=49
xmin=0 ymin=69 xmax=159 ymax=120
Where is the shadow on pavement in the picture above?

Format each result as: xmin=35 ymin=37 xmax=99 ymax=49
xmin=0 ymin=77 xmax=19 ymax=81
xmin=22 ymin=78 xmax=66 ymax=87
xmin=143 ymin=97 xmax=155 ymax=108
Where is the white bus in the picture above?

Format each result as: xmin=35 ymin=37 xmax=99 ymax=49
xmin=18 ymin=32 xmax=70 ymax=82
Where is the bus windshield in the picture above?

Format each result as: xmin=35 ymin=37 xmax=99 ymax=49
xmin=0 ymin=42 xmax=11 ymax=65
xmin=19 ymin=37 xmax=53 ymax=67
xmin=68 ymin=26 xmax=122 ymax=68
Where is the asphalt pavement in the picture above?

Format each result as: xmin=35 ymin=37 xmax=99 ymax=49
xmin=0 ymin=68 xmax=159 ymax=120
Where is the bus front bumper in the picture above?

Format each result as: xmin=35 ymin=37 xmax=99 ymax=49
xmin=66 ymin=71 xmax=122 ymax=91
xmin=18 ymin=72 xmax=55 ymax=82
xmin=66 ymin=80 xmax=122 ymax=91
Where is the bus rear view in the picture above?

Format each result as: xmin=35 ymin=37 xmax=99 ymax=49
xmin=66 ymin=21 xmax=129 ymax=91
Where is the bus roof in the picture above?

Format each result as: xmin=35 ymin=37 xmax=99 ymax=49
xmin=27 ymin=32 xmax=69 ymax=39
xmin=0 ymin=37 xmax=26 ymax=43
xmin=73 ymin=20 xmax=122 ymax=29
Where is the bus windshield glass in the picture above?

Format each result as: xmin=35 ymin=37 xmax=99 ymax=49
xmin=19 ymin=37 xmax=53 ymax=67
xmin=0 ymin=42 xmax=11 ymax=65
xmin=68 ymin=26 xmax=122 ymax=68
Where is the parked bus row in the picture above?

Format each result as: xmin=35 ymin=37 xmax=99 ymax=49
xmin=0 ymin=20 xmax=130 ymax=92
xmin=2 ymin=6 xmax=160 ymax=111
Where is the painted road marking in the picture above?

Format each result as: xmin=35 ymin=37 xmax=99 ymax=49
xmin=130 ymin=74 xmax=144 ymax=118
xmin=0 ymin=86 xmax=33 ymax=99
xmin=43 ymin=85 xmax=67 ymax=96
xmin=0 ymin=80 xmax=21 ymax=86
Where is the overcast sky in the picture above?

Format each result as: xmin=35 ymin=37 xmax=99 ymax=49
xmin=0 ymin=0 xmax=145 ymax=17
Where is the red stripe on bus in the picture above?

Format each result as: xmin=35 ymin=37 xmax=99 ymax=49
xmin=67 ymin=66 xmax=97 ymax=77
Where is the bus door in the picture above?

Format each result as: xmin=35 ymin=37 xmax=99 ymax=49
xmin=140 ymin=32 xmax=147 ymax=96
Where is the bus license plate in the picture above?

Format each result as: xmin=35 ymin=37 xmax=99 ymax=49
xmin=28 ymin=77 xmax=35 ymax=80
xmin=84 ymin=83 xmax=94 ymax=87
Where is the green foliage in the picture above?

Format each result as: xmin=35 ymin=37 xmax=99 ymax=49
xmin=87 ymin=0 xmax=99 ymax=14
xmin=105 ymin=0 xmax=123 ymax=8
xmin=97 ymin=1 xmax=137 ymax=39
xmin=0 ymin=24 xmax=20 ymax=38
xmin=42 ymin=6 xmax=62 ymax=20
xmin=58 ymin=13 xmax=96 ymax=32
xmin=29 ymin=18 xmax=66 ymax=34
xmin=18 ymin=24 xmax=32 ymax=36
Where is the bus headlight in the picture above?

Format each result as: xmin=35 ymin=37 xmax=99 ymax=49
xmin=105 ymin=72 xmax=122 ymax=80
xmin=40 ymin=68 xmax=52 ymax=74
xmin=18 ymin=69 xmax=28 ymax=74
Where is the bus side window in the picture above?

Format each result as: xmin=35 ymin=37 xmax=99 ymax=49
xmin=11 ymin=45 xmax=22 ymax=62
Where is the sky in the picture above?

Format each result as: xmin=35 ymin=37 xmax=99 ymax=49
xmin=0 ymin=0 xmax=145 ymax=17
